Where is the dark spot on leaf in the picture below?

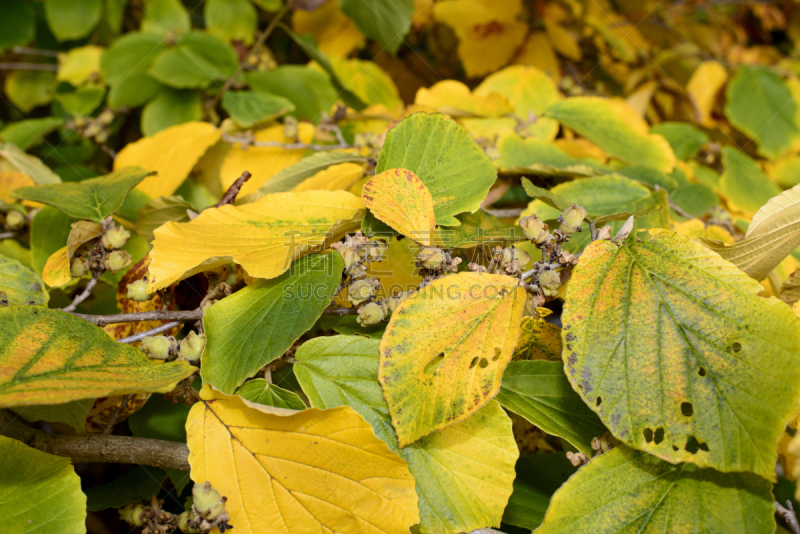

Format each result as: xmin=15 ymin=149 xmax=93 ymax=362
xmin=698 ymin=366 xmax=706 ymax=377
xmin=493 ymin=347 xmax=501 ymax=361
xmin=469 ymin=357 xmax=478 ymax=369
xmin=565 ymin=333 xmax=575 ymax=342
xmin=595 ymin=396 xmax=602 ymax=406
xmin=732 ymin=342 xmax=742 ymax=353
xmin=685 ymin=435 xmax=709 ymax=453
xmin=653 ymin=428 xmax=664 ymax=444
xmin=478 ymin=358 xmax=488 ymax=368
xmin=643 ymin=428 xmax=654 ymax=443
xmin=681 ymin=402 xmax=693 ymax=417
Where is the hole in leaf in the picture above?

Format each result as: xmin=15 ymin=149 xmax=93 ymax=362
xmin=643 ymin=428 xmax=654 ymax=443
xmin=732 ymin=342 xmax=742 ymax=353
xmin=469 ymin=357 xmax=478 ymax=369
xmin=424 ymin=353 xmax=445 ymax=375
xmin=493 ymin=347 xmax=501 ymax=361
xmin=699 ymin=442 xmax=709 ymax=452
xmin=596 ymin=396 xmax=602 ymax=406
xmin=672 ymin=445 xmax=679 ymax=451
xmin=654 ymin=428 xmax=665 ymax=445
xmin=681 ymin=402 xmax=693 ymax=417
xmin=478 ymin=358 xmax=489 ymax=369
xmin=685 ymin=436 xmax=701 ymax=454
xmin=698 ymin=367 xmax=706 ymax=377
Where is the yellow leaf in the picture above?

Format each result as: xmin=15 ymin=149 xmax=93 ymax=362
xmin=115 ymin=122 xmax=221 ymax=199
xmin=475 ymin=65 xmax=562 ymax=120
xmin=673 ymin=219 xmax=735 ymax=244
xmin=379 ymin=272 xmax=526 ymax=446
xmin=147 ymin=190 xmax=364 ymax=292
xmin=434 ymin=0 xmax=529 ymax=78
xmin=415 ymin=80 xmax=513 ymax=117
xmin=365 ymin=237 xmax=422 ymax=300
xmin=220 ymin=123 xmax=316 ymax=197
xmin=544 ymin=20 xmax=581 ymax=61
xmin=57 ymin=45 xmax=104 ymax=86
xmin=324 ymin=58 xmax=402 ymax=110
xmin=292 ymin=0 xmax=365 ymax=57
xmin=514 ymin=31 xmax=561 ymax=81
xmin=0 ymin=170 xmax=34 ymax=203
xmin=186 ymin=385 xmax=419 ymax=534
xmin=362 ymin=168 xmax=436 ymax=246
xmin=41 ymin=220 xmax=103 ymax=287
xmin=513 ymin=315 xmax=563 ymax=361
xmin=687 ymin=61 xmax=727 ymax=128
xmin=585 ymin=0 xmax=649 ymax=62
xmin=292 ymin=162 xmax=365 ymax=192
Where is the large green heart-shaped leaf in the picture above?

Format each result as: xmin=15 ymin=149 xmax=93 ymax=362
xmin=563 ymin=229 xmax=800 ymax=478
xmin=535 ymin=446 xmax=775 ymax=533
xmin=294 ymin=335 xmax=518 ymax=534
xmin=201 ymin=253 xmax=343 ymax=394
xmin=376 ymin=112 xmax=497 ymax=226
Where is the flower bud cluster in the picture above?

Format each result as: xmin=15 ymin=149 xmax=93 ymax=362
xmin=3 ymin=209 xmax=26 ymax=232
xmin=177 ymin=482 xmax=232 ymax=533
xmin=330 ymin=232 xmax=388 ymax=278
xmin=139 ymin=332 xmax=205 ymax=362
xmin=69 ymin=108 xmax=115 ymax=144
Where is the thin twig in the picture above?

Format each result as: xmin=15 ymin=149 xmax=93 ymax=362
xmin=668 ymin=199 xmax=695 ymax=220
xmin=117 ymin=321 xmax=183 ymax=344
xmin=71 ymin=309 xmax=204 ymax=327
xmin=0 ymin=231 xmax=18 ymax=239
xmin=206 ymin=0 xmax=297 ymax=113
xmin=61 ymin=272 xmax=100 ymax=313
xmin=482 ymin=207 xmax=525 ymax=218
xmin=778 ymin=501 xmax=800 ymax=534
xmin=590 ymin=221 xmax=598 ymax=241
xmin=0 ymin=409 xmax=190 ymax=470
xmin=215 ymin=171 xmax=252 ymax=207
xmin=322 ymin=307 xmax=357 ymax=316
xmin=12 ymin=46 xmax=60 ymax=57
xmin=0 ymin=62 xmax=58 ymax=71
xmin=103 ymin=394 xmax=133 ymax=434
xmin=222 ymin=132 xmax=352 ymax=151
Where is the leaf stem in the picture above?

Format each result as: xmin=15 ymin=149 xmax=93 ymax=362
xmin=215 ymin=170 xmax=252 ymax=207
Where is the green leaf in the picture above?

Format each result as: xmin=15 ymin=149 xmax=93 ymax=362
xmin=496 ymin=132 xmax=607 ymax=177
xmin=614 ymin=165 xmax=678 ymax=192
xmin=321 ymin=57 xmax=400 ymax=110
xmin=85 ymin=465 xmax=167 ymax=511
xmin=201 ymin=253 xmax=344 ymax=394
xmin=294 ymin=335 xmax=519 ymax=534
xmin=116 ymin=189 xmax=152 ymax=223
xmin=545 ymin=97 xmax=676 ymax=172
xmin=501 ymin=454 xmax=577 ymax=531
xmin=0 ymin=435 xmax=86 ymax=534
xmin=135 ymin=195 xmax=194 ymax=242
xmin=0 ymin=238 xmax=32 ymax=268
xmin=3 ymin=70 xmax=55 ymax=113
xmin=30 ymin=207 xmax=74 ymax=275
xmin=12 ymin=399 xmax=94 ymax=433
xmin=720 ymin=146 xmax=781 ymax=215
xmin=563 ymin=229 xmax=800 ymax=478
xmin=205 ymin=0 xmax=257 ymax=44
xmin=495 ymin=361 xmax=607 ymax=454
xmin=0 ymin=118 xmax=64 ymax=151
xmin=724 ymin=65 xmax=800 ymax=160
xmin=246 ymin=66 xmax=338 ymax=123
xmin=236 ymin=378 xmax=306 ymax=410
xmin=0 ymin=143 xmax=60 ymax=184
xmin=316 ymin=314 xmax=386 ymax=339
xmin=0 ymin=254 xmax=49 ymax=306
xmin=0 ymin=0 xmax=35 ymax=53
xmin=149 ymin=32 xmax=238 ymax=90
xmin=44 ymin=0 xmax=102 ymax=41
xmin=254 ymin=151 xmax=368 ymax=196
xmin=221 ymin=91 xmax=296 ymax=129
xmin=13 ymin=167 xmax=151 ymax=222
xmin=54 ymin=83 xmax=106 ymax=117
xmin=140 ymin=0 xmax=190 ymax=37
xmin=376 ymin=112 xmax=497 ymax=226
xmin=339 ymin=0 xmax=413 ymax=55
xmin=0 ymin=306 xmax=195 ymax=408
xmin=102 ymin=32 xmax=166 ymax=85
xmin=445 ymin=209 xmax=524 ymax=249
xmin=650 ymin=122 xmax=709 ymax=161
xmin=670 ymin=182 xmax=718 ymax=218
xmin=109 ymin=73 xmax=163 ymax=109
xmin=535 ymin=445 xmax=775 ymax=533
xmin=141 ymin=87 xmax=202 ymax=136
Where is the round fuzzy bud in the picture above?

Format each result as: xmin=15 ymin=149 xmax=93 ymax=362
xmin=126 ymin=279 xmax=149 ymax=302
xmin=365 ymin=240 xmax=388 ymax=261
xmin=193 ymin=482 xmax=226 ymax=520
xmin=500 ymin=247 xmax=531 ymax=270
xmin=337 ymin=245 xmax=359 ymax=270
xmin=387 ymin=292 xmax=408 ymax=313
xmin=140 ymin=335 xmax=173 ymax=360
xmin=519 ymin=214 xmax=549 ymax=244
xmin=101 ymin=226 xmax=131 ymax=250
xmin=417 ymin=247 xmax=445 ymax=269
xmin=104 ymin=250 xmax=133 ymax=272
xmin=348 ymin=279 xmax=374 ymax=305
xmin=119 ymin=503 xmax=146 ymax=527
xmin=179 ymin=331 xmax=206 ymax=362
xmin=4 ymin=209 xmax=26 ymax=231
xmin=70 ymin=256 xmax=90 ymax=278
xmin=98 ymin=109 xmax=114 ymax=125
xmin=539 ymin=269 xmax=561 ymax=297
xmin=357 ymin=302 xmax=385 ymax=326
xmin=558 ymin=203 xmax=587 ymax=234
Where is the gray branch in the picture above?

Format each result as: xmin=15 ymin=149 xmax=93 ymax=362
xmin=71 ymin=309 xmax=204 ymax=327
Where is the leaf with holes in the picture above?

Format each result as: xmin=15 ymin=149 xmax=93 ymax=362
xmin=186 ymin=384 xmax=419 ymax=534
xmin=563 ymin=229 xmax=800 ymax=478
xmin=294 ymin=335 xmax=518 ymax=534
xmin=379 ymin=272 xmax=526 ymax=446
xmin=362 ymin=168 xmax=436 ymax=245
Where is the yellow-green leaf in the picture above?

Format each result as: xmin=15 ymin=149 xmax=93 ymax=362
xmin=513 ymin=315 xmax=562 ymax=361
xmin=415 ymin=80 xmax=514 ymax=117
xmin=379 ymin=272 xmax=526 ymax=446
xmin=0 ymin=254 xmax=48 ymax=305
xmin=186 ymin=384 xmax=419 ymax=534
xmin=0 ymin=306 xmax=195 ymax=408
xmin=293 ymin=161 xmax=365 ymax=192
xmin=536 ymin=445 xmax=775 ymax=533
xmin=147 ymin=190 xmax=364 ymax=292
xmin=362 ymin=168 xmax=436 ymax=246
xmin=563 ymin=229 xmax=800 ymax=478
xmin=719 ymin=146 xmax=781 ymax=216
xmin=235 ymin=379 xmax=306 ymax=410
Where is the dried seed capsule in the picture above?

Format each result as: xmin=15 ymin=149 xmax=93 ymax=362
xmin=70 ymin=256 xmax=90 ymax=278
xmin=417 ymin=247 xmax=445 ymax=269
xmin=348 ymin=279 xmax=374 ymax=305
xmin=357 ymin=301 xmax=385 ymax=326
xmin=101 ymin=226 xmax=131 ymax=250
xmin=193 ymin=482 xmax=226 ymax=520
xmin=518 ymin=214 xmax=549 ymax=244
xmin=119 ymin=503 xmax=146 ymax=527
xmin=140 ymin=335 xmax=173 ymax=360
xmin=365 ymin=240 xmax=388 ymax=261
xmin=179 ymin=331 xmax=206 ymax=362
xmin=558 ymin=203 xmax=587 ymax=234
xmin=539 ymin=269 xmax=561 ymax=297
xmin=337 ymin=244 xmax=359 ymax=270
xmin=387 ymin=292 xmax=408 ymax=313
xmin=104 ymin=250 xmax=133 ymax=272
xmin=126 ymin=279 xmax=149 ymax=302
xmin=4 ymin=209 xmax=25 ymax=231
xmin=500 ymin=247 xmax=531 ymax=269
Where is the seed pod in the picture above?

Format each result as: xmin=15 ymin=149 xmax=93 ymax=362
xmin=539 ymin=269 xmax=561 ymax=297
xmin=140 ymin=335 xmax=174 ymax=360
xmin=500 ymin=247 xmax=531 ymax=270
xmin=558 ymin=203 xmax=587 ymax=234
xmin=417 ymin=247 xmax=445 ymax=269
xmin=357 ymin=301 xmax=386 ymax=326
xmin=4 ymin=209 xmax=26 ymax=231
xmin=126 ymin=279 xmax=149 ymax=302
xmin=518 ymin=214 xmax=549 ymax=244
xmin=104 ymin=250 xmax=133 ymax=272
xmin=193 ymin=482 xmax=227 ymax=520
xmin=119 ymin=503 xmax=146 ymax=527
xmin=387 ymin=292 xmax=408 ymax=313
xmin=70 ymin=256 xmax=90 ymax=278
xmin=348 ymin=279 xmax=374 ymax=305
xmin=337 ymin=244 xmax=359 ymax=270
xmin=179 ymin=331 xmax=206 ymax=362
xmin=365 ymin=240 xmax=388 ymax=261
xmin=101 ymin=226 xmax=131 ymax=250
